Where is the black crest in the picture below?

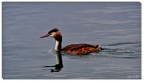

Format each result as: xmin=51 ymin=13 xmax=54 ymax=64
xmin=48 ymin=28 xmax=59 ymax=34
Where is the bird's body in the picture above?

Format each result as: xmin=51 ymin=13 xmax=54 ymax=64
xmin=62 ymin=43 xmax=101 ymax=55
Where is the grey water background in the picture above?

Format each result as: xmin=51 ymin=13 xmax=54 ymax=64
xmin=2 ymin=2 xmax=141 ymax=79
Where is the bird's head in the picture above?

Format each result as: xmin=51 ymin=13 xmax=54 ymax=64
xmin=40 ymin=28 xmax=62 ymax=41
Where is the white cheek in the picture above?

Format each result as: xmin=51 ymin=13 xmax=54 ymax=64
xmin=50 ymin=32 xmax=56 ymax=37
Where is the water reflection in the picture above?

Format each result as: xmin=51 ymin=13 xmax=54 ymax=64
xmin=43 ymin=51 xmax=63 ymax=72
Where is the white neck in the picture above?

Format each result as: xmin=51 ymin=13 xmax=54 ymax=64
xmin=55 ymin=40 xmax=62 ymax=51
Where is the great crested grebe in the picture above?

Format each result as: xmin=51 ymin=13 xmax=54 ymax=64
xmin=40 ymin=28 xmax=102 ymax=71
xmin=40 ymin=28 xmax=103 ymax=55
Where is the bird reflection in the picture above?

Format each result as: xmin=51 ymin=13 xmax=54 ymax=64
xmin=43 ymin=51 xmax=63 ymax=72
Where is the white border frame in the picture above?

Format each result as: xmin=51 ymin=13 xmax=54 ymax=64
xmin=0 ymin=0 xmax=143 ymax=81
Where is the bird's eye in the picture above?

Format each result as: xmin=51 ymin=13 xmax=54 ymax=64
xmin=48 ymin=32 xmax=51 ymax=35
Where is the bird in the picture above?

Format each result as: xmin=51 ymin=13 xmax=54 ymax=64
xmin=40 ymin=28 xmax=103 ymax=55
xmin=40 ymin=28 xmax=103 ymax=71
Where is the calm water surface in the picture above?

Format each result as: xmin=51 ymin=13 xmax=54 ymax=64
xmin=2 ymin=2 xmax=141 ymax=79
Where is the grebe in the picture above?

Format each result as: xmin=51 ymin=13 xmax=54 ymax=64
xmin=41 ymin=28 xmax=102 ymax=71
xmin=40 ymin=28 xmax=102 ymax=55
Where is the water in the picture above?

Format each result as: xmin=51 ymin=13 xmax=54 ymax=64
xmin=2 ymin=2 xmax=141 ymax=79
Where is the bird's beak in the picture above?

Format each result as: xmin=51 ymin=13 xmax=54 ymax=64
xmin=40 ymin=34 xmax=50 ymax=38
